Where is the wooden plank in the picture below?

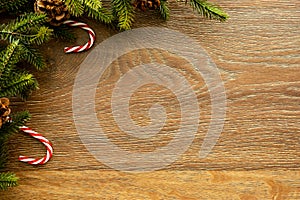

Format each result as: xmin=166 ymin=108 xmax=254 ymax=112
xmin=1 ymin=0 xmax=299 ymax=199
xmin=1 ymin=170 xmax=300 ymax=199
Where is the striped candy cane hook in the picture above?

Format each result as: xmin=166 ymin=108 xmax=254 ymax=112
xmin=63 ymin=20 xmax=96 ymax=53
xmin=19 ymin=126 xmax=53 ymax=165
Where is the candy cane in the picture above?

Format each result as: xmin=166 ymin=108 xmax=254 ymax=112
xmin=18 ymin=126 xmax=53 ymax=165
xmin=63 ymin=20 xmax=96 ymax=53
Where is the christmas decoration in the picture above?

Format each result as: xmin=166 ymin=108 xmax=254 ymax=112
xmin=34 ymin=0 xmax=70 ymax=26
xmin=0 ymin=98 xmax=11 ymax=128
xmin=63 ymin=20 xmax=96 ymax=53
xmin=18 ymin=126 xmax=53 ymax=165
xmin=0 ymin=0 xmax=229 ymax=191
xmin=0 ymin=110 xmax=30 ymax=190
xmin=133 ymin=0 xmax=161 ymax=11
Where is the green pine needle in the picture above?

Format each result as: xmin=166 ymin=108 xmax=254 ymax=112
xmin=0 ymin=70 xmax=39 ymax=99
xmin=0 ymin=40 xmax=40 ymax=99
xmin=27 ymin=26 xmax=53 ymax=45
xmin=0 ymin=40 xmax=20 ymax=74
xmin=0 ymin=110 xmax=30 ymax=169
xmin=159 ymin=0 xmax=170 ymax=20
xmin=7 ymin=13 xmax=48 ymax=33
xmin=0 ymin=111 xmax=31 ymax=140
xmin=79 ymin=0 xmax=102 ymax=10
xmin=65 ymin=0 xmax=85 ymax=17
xmin=112 ymin=0 xmax=135 ymax=30
xmin=85 ymin=7 xmax=114 ymax=24
xmin=189 ymin=0 xmax=229 ymax=21
xmin=0 ymin=13 xmax=52 ymax=46
xmin=19 ymin=45 xmax=47 ymax=70
xmin=0 ymin=172 xmax=19 ymax=190
xmin=0 ymin=0 xmax=30 ymax=12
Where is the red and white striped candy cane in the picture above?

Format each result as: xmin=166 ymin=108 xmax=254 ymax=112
xmin=18 ymin=126 xmax=53 ymax=165
xmin=63 ymin=20 xmax=96 ymax=53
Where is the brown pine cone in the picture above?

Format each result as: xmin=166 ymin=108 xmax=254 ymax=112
xmin=0 ymin=98 xmax=11 ymax=128
xmin=133 ymin=0 xmax=161 ymax=11
xmin=34 ymin=0 xmax=70 ymax=26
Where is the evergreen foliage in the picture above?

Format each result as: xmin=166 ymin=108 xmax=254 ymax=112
xmin=159 ymin=0 xmax=170 ymax=20
xmin=112 ymin=0 xmax=135 ymax=30
xmin=0 ymin=13 xmax=52 ymax=70
xmin=65 ymin=0 xmax=113 ymax=24
xmin=1 ymin=0 xmax=228 ymax=31
xmin=0 ymin=0 xmax=229 ymax=191
xmin=0 ymin=8 xmax=46 ymax=191
xmin=0 ymin=172 xmax=19 ymax=190
xmin=0 ymin=0 xmax=31 ymax=13
xmin=188 ymin=0 xmax=228 ymax=21
xmin=0 ymin=111 xmax=30 ymax=190
xmin=0 ymin=40 xmax=39 ymax=99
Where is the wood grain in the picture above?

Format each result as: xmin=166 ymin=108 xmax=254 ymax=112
xmin=1 ymin=0 xmax=299 ymax=199
xmin=1 ymin=170 xmax=300 ymax=200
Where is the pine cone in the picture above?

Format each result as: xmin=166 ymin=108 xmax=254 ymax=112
xmin=34 ymin=0 xmax=70 ymax=26
xmin=0 ymin=98 xmax=11 ymax=128
xmin=133 ymin=0 xmax=161 ymax=11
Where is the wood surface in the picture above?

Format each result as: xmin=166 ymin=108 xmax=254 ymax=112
xmin=1 ymin=0 xmax=299 ymax=199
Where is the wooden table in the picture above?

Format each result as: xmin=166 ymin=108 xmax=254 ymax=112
xmin=1 ymin=0 xmax=299 ymax=199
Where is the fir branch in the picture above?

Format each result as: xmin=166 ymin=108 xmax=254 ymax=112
xmin=6 ymin=13 xmax=48 ymax=33
xmin=0 ymin=111 xmax=30 ymax=168
xmin=85 ymin=6 xmax=114 ymax=24
xmin=79 ymin=0 xmax=102 ymax=10
xmin=0 ymin=40 xmax=20 ymax=75
xmin=112 ymin=0 xmax=135 ymax=30
xmin=189 ymin=0 xmax=228 ymax=21
xmin=0 ymin=40 xmax=47 ymax=73
xmin=0 ymin=27 xmax=53 ymax=46
xmin=0 ymin=70 xmax=39 ymax=99
xmin=0 ymin=172 xmax=18 ymax=190
xmin=65 ymin=0 xmax=113 ymax=24
xmin=0 ymin=111 xmax=30 ymax=140
xmin=0 ymin=13 xmax=52 ymax=46
xmin=19 ymin=44 xmax=47 ymax=70
xmin=26 ymin=26 xmax=53 ymax=45
xmin=159 ymin=0 xmax=170 ymax=20
xmin=0 ymin=0 xmax=30 ymax=12
xmin=65 ymin=0 xmax=85 ymax=17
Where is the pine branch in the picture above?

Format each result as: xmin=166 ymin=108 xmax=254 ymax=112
xmin=0 ymin=0 xmax=30 ymax=12
xmin=6 ymin=13 xmax=48 ymax=33
xmin=0 ymin=40 xmax=46 ymax=74
xmin=1 ymin=27 xmax=53 ymax=46
xmin=0 ymin=111 xmax=30 ymax=140
xmin=0 ymin=172 xmax=18 ymax=190
xmin=112 ymin=0 xmax=135 ymax=30
xmin=0 ymin=111 xmax=30 ymax=169
xmin=0 ymin=40 xmax=20 ymax=75
xmin=159 ymin=0 xmax=170 ymax=20
xmin=25 ymin=26 xmax=53 ymax=45
xmin=189 ymin=0 xmax=228 ymax=21
xmin=19 ymin=44 xmax=47 ymax=70
xmin=85 ymin=6 xmax=114 ymax=24
xmin=0 ymin=15 xmax=46 ymax=99
xmin=65 ymin=0 xmax=85 ymax=17
xmin=0 ymin=70 xmax=39 ymax=99
xmin=0 ymin=13 xmax=53 ymax=46
xmin=79 ymin=0 xmax=102 ymax=10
